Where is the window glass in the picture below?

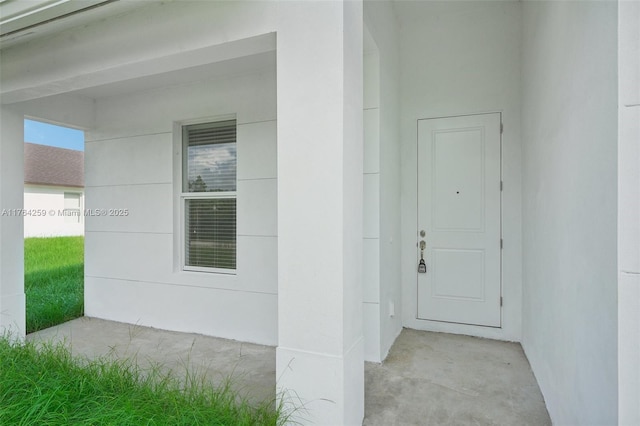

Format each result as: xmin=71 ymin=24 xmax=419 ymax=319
xmin=182 ymin=120 xmax=236 ymax=270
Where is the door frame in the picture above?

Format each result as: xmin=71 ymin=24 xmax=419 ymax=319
xmin=401 ymin=109 xmax=520 ymax=340
xmin=415 ymin=112 xmax=503 ymax=327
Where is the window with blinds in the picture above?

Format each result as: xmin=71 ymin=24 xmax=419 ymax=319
xmin=182 ymin=120 xmax=237 ymax=271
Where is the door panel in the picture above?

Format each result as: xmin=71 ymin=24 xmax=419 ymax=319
xmin=432 ymin=248 xmax=484 ymax=300
xmin=417 ymin=113 xmax=501 ymax=327
xmin=433 ymin=128 xmax=484 ymax=231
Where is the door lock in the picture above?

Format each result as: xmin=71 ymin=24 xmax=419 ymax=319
xmin=418 ymin=240 xmax=427 ymax=273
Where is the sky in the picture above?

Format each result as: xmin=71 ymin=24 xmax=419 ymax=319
xmin=188 ymin=143 xmax=237 ymax=192
xmin=24 ymin=119 xmax=85 ymax=151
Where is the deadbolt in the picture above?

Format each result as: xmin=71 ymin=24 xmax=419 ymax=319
xmin=420 ymin=230 xmax=426 ymax=237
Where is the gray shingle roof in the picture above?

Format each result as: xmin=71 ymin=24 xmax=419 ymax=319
xmin=24 ymin=143 xmax=84 ymax=188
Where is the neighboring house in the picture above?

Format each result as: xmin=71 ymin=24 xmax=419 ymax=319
xmin=23 ymin=142 xmax=84 ymax=238
xmin=0 ymin=1 xmax=638 ymax=426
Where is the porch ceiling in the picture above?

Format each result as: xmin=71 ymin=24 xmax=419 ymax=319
xmin=0 ymin=0 xmax=144 ymax=49
xmin=1 ymin=33 xmax=276 ymax=104
xmin=68 ymin=50 xmax=276 ymax=101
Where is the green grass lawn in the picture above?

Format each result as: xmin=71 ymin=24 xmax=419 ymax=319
xmin=19 ymin=237 xmax=292 ymax=424
xmin=25 ymin=236 xmax=84 ymax=333
xmin=0 ymin=338 xmax=286 ymax=425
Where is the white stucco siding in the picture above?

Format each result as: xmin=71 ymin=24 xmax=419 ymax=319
xmin=0 ymin=105 xmax=26 ymax=336
xmin=275 ymin=3 xmax=365 ymax=422
xmin=521 ymin=1 xmax=618 ymax=424
xmin=84 ymin=68 xmax=278 ymax=345
xmin=363 ymin=2 xmax=402 ymax=362
xmin=397 ymin=1 xmax=523 ymax=341
xmin=618 ymin=2 xmax=640 ymax=424
xmin=373 ymin=5 xmax=402 ymax=362
xmin=23 ymin=185 xmax=84 ymax=237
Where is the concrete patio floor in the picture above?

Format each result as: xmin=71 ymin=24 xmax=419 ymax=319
xmin=28 ymin=317 xmax=550 ymax=425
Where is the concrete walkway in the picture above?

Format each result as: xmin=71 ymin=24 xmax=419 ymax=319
xmin=364 ymin=329 xmax=550 ymax=425
xmin=28 ymin=317 xmax=550 ymax=425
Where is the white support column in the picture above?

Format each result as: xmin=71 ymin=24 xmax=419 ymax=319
xmin=276 ymin=1 xmax=364 ymax=424
xmin=618 ymin=1 xmax=640 ymax=424
xmin=0 ymin=105 xmax=26 ymax=339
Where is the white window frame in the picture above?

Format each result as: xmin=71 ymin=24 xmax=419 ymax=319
xmin=175 ymin=114 xmax=237 ymax=275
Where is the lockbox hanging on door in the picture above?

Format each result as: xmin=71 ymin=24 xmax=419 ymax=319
xmin=418 ymin=239 xmax=427 ymax=273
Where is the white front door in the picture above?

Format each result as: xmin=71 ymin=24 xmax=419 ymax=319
xmin=417 ymin=113 xmax=502 ymax=327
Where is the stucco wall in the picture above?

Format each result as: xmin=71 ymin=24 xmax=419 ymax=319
xmin=618 ymin=2 xmax=640 ymax=423
xmin=0 ymin=105 xmax=26 ymax=336
xmin=521 ymin=1 xmax=618 ymax=424
xmin=24 ymin=185 xmax=84 ymax=237
xmin=364 ymin=2 xmax=403 ymax=362
xmin=397 ymin=1 xmax=523 ymax=341
xmin=84 ymin=67 xmax=278 ymax=345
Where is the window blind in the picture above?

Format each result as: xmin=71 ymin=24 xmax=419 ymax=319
xmin=183 ymin=120 xmax=237 ymax=270
xmin=184 ymin=120 xmax=236 ymax=193
xmin=185 ymin=198 xmax=236 ymax=269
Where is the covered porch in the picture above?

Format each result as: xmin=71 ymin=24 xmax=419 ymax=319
xmin=29 ymin=317 xmax=550 ymax=425
xmin=1 ymin=0 xmax=638 ymax=424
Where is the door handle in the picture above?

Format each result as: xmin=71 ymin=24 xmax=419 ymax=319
xmin=418 ymin=240 xmax=427 ymax=273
